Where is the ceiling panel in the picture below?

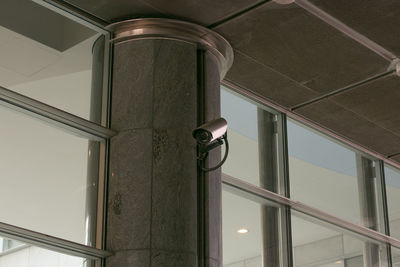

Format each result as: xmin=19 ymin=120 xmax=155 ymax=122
xmin=141 ymin=0 xmax=264 ymax=26
xmin=330 ymin=74 xmax=400 ymax=136
xmin=391 ymin=155 xmax=400 ymax=165
xmin=294 ymin=99 xmax=400 ymax=156
xmin=0 ymin=0 xmax=95 ymax=51
xmin=63 ymin=0 xmax=263 ymax=25
xmin=63 ymin=0 xmax=162 ymax=22
xmin=215 ymin=2 xmax=389 ymax=96
xmin=310 ymin=0 xmax=400 ymax=56
xmin=225 ymin=50 xmax=318 ymax=107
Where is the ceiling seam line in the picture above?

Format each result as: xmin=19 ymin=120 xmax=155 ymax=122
xmin=388 ymin=152 xmax=400 ymax=158
xmin=34 ymin=0 xmax=110 ymax=31
xmin=208 ymin=0 xmax=269 ymax=29
xmin=233 ymin=49 xmax=318 ymax=94
xmin=295 ymin=0 xmax=397 ymax=62
xmin=290 ymin=70 xmax=395 ymax=111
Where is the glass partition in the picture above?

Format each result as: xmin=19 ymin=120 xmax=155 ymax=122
xmin=0 ymin=104 xmax=99 ymax=245
xmin=291 ymin=211 xmax=389 ymax=267
xmin=221 ymin=85 xmax=400 ymax=267
xmin=384 ymin=164 xmax=400 ymax=240
xmin=0 ymin=0 xmax=106 ymax=122
xmin=0 ymin=236 xmax=98 ymax=267
xmin=221 ymin=87 xmax=260 ymax=186
xmin=222 ymin=189 xmax=284 ymax=267
xmin=288 ymin=119 xmax=363 ymax=225
xmin=221 ymin=86 xmax=285 ymax=194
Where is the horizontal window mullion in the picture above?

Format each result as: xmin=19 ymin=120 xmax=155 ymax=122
xmin=0 ymin=221 xmax=111 ymax=260
xmin=0 ymin=85 xmax=116 ymax=141
xmin=222 ymin=173 xmax=400 ymax=251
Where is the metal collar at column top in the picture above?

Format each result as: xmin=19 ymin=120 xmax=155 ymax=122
xmin=107 ymin=18 xmax=234 ymax=79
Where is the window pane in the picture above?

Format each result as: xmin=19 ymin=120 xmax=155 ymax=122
xmin=0 ymin=236 xmax=98 ymax=267
xmin=0 ymin=0 xmax=104 ymax=122
xmin=221 ymin=87 xmax=259 ymax=186
xmin=288 ymin=119 xmax=362 ymax=224
xmin=384 ymin=165 xmax=400 ymax=239
xmin=223 ymin=190 xmax=262 ymax=266
xmin=291 ymin=213 xmax=386 ymax=267
xmin=0 ymin=105 xmax=99 ymax=245
xmin=392 ymin=246 xmax=400 ymax=266
xmin=222 ymin=189 xmax=283 ymax=266
xmin=222 ymin=87 xmax=284 ymax=192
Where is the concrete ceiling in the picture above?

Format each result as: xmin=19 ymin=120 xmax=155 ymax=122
xmin=59 ymin=0 xmax=400 ymax=165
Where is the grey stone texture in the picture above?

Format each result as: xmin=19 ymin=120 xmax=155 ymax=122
xmin=151 ymin=250 xmax=197 ymax=267
xmin=106 ymin=250 xmax=150 ymax=267
xmin=108 ymin=38 xmax=223 ymax=267
xmin=108 ymin=130 xmax=152 ymax=251
xmin=204 ymin=51 xmax=223 ymax=265
xmin=111 ymin=40 xmax=154 ymax=131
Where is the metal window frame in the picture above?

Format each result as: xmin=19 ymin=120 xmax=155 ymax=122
xmin=222 ymin=173 xmax=400 ymax=250
xmin=0 ymin=0 xmax=114 ymax=263
xmin=221 ymin=81 xmax=400 ymax=266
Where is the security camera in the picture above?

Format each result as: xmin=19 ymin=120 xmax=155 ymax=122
xmin=192 ymin=118 xmax=228 ymax=144
xmin=192 ymin=118 xmax=229 ymax=172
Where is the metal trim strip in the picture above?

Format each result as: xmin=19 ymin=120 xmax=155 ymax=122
xmin=0 ymin=221 xmax=112 ymax=259
xmin=222 ymin=173 xmax=400 ymax=249
xmin=0 ymin=86 xmax=116 ymax=140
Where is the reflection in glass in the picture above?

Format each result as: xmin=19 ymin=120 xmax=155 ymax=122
xmin=392 ymin=246 xmax=400 ymax=266
xmin=223 ymin=189 xmax=286 ymax=267
xmin=0 ymin=105 xmax=99 ymax=245
xmin=292 ymin=214 xmax=368 ymax=267
xmin=221 ymin=87 xmax=260 ymax=186
xmin=384 ymin=165 xmax=400 ymax=240
xmin=0 ymin=0 xmax=103 ymax=121
xmin=0 ymin=236 xmax=97 ymax=266
xmin=287 ymin=119 xmax=362 ymax=224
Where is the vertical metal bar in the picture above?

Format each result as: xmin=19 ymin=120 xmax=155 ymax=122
xmin=197 ymin=49 xmax=206 ymax=267
xmin=276 ymin=113 xmax=293 ymax=267
xmin=376 ymin=160 xmax=393 ymax=266
xmin=356 ymin=154 xmax=380 ymax=266
xmin=258 ymin=108 xmax=281 ymax=267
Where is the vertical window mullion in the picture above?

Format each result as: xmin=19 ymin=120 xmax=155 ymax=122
xmin=376 ymin=160 xmax=393 ymax=266
xmin=276 ymin=113 xmax=293 ymax=267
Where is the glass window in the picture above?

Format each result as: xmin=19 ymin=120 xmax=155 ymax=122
xmin=223 ymin=189 xmax=263 ymax=266
xmin=0 ymin=0 xmax=105 ymax=122
xmin=384 ymin=164 xmax=400 ymax=239
xmin=222 ymin=188 xmax=286 ymax=267
xmin=221 ymin=87 xmax=259 ymax=186
xmin=0 ymin=236 xmax=98 ymax=266
xmin=0 ymin=237 xmax=24 ymax=253
xmin=222 ymin=86 xmax=285 ymax=192
xmin=0 ymin=104 xmax=100 ymax=245
xmin=392 ymin=246 xmax=400 ymax=266
xmin=288 ymin=119 xmax=369 ymax=225
xmin=291 ymin=212 xmax=386 ymax=267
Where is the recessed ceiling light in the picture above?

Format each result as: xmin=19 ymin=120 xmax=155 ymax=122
xmin=335 ymin=260 xmax=343 ymax=264
xmin=237 ymin=228 xmax=249 ymax=234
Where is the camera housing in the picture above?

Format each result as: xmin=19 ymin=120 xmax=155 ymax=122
xmin=192 ymin=118 xmax=227 ymax=144
xmin=192 ymin=118 xmax=229 ymax=172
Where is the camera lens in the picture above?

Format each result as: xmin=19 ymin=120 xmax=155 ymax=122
xmin=196 ymin=131 xmax=211 ymax=143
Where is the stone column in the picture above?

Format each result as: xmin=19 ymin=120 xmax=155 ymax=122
xmin=105 ymin=19 xmax=232 ymax=267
